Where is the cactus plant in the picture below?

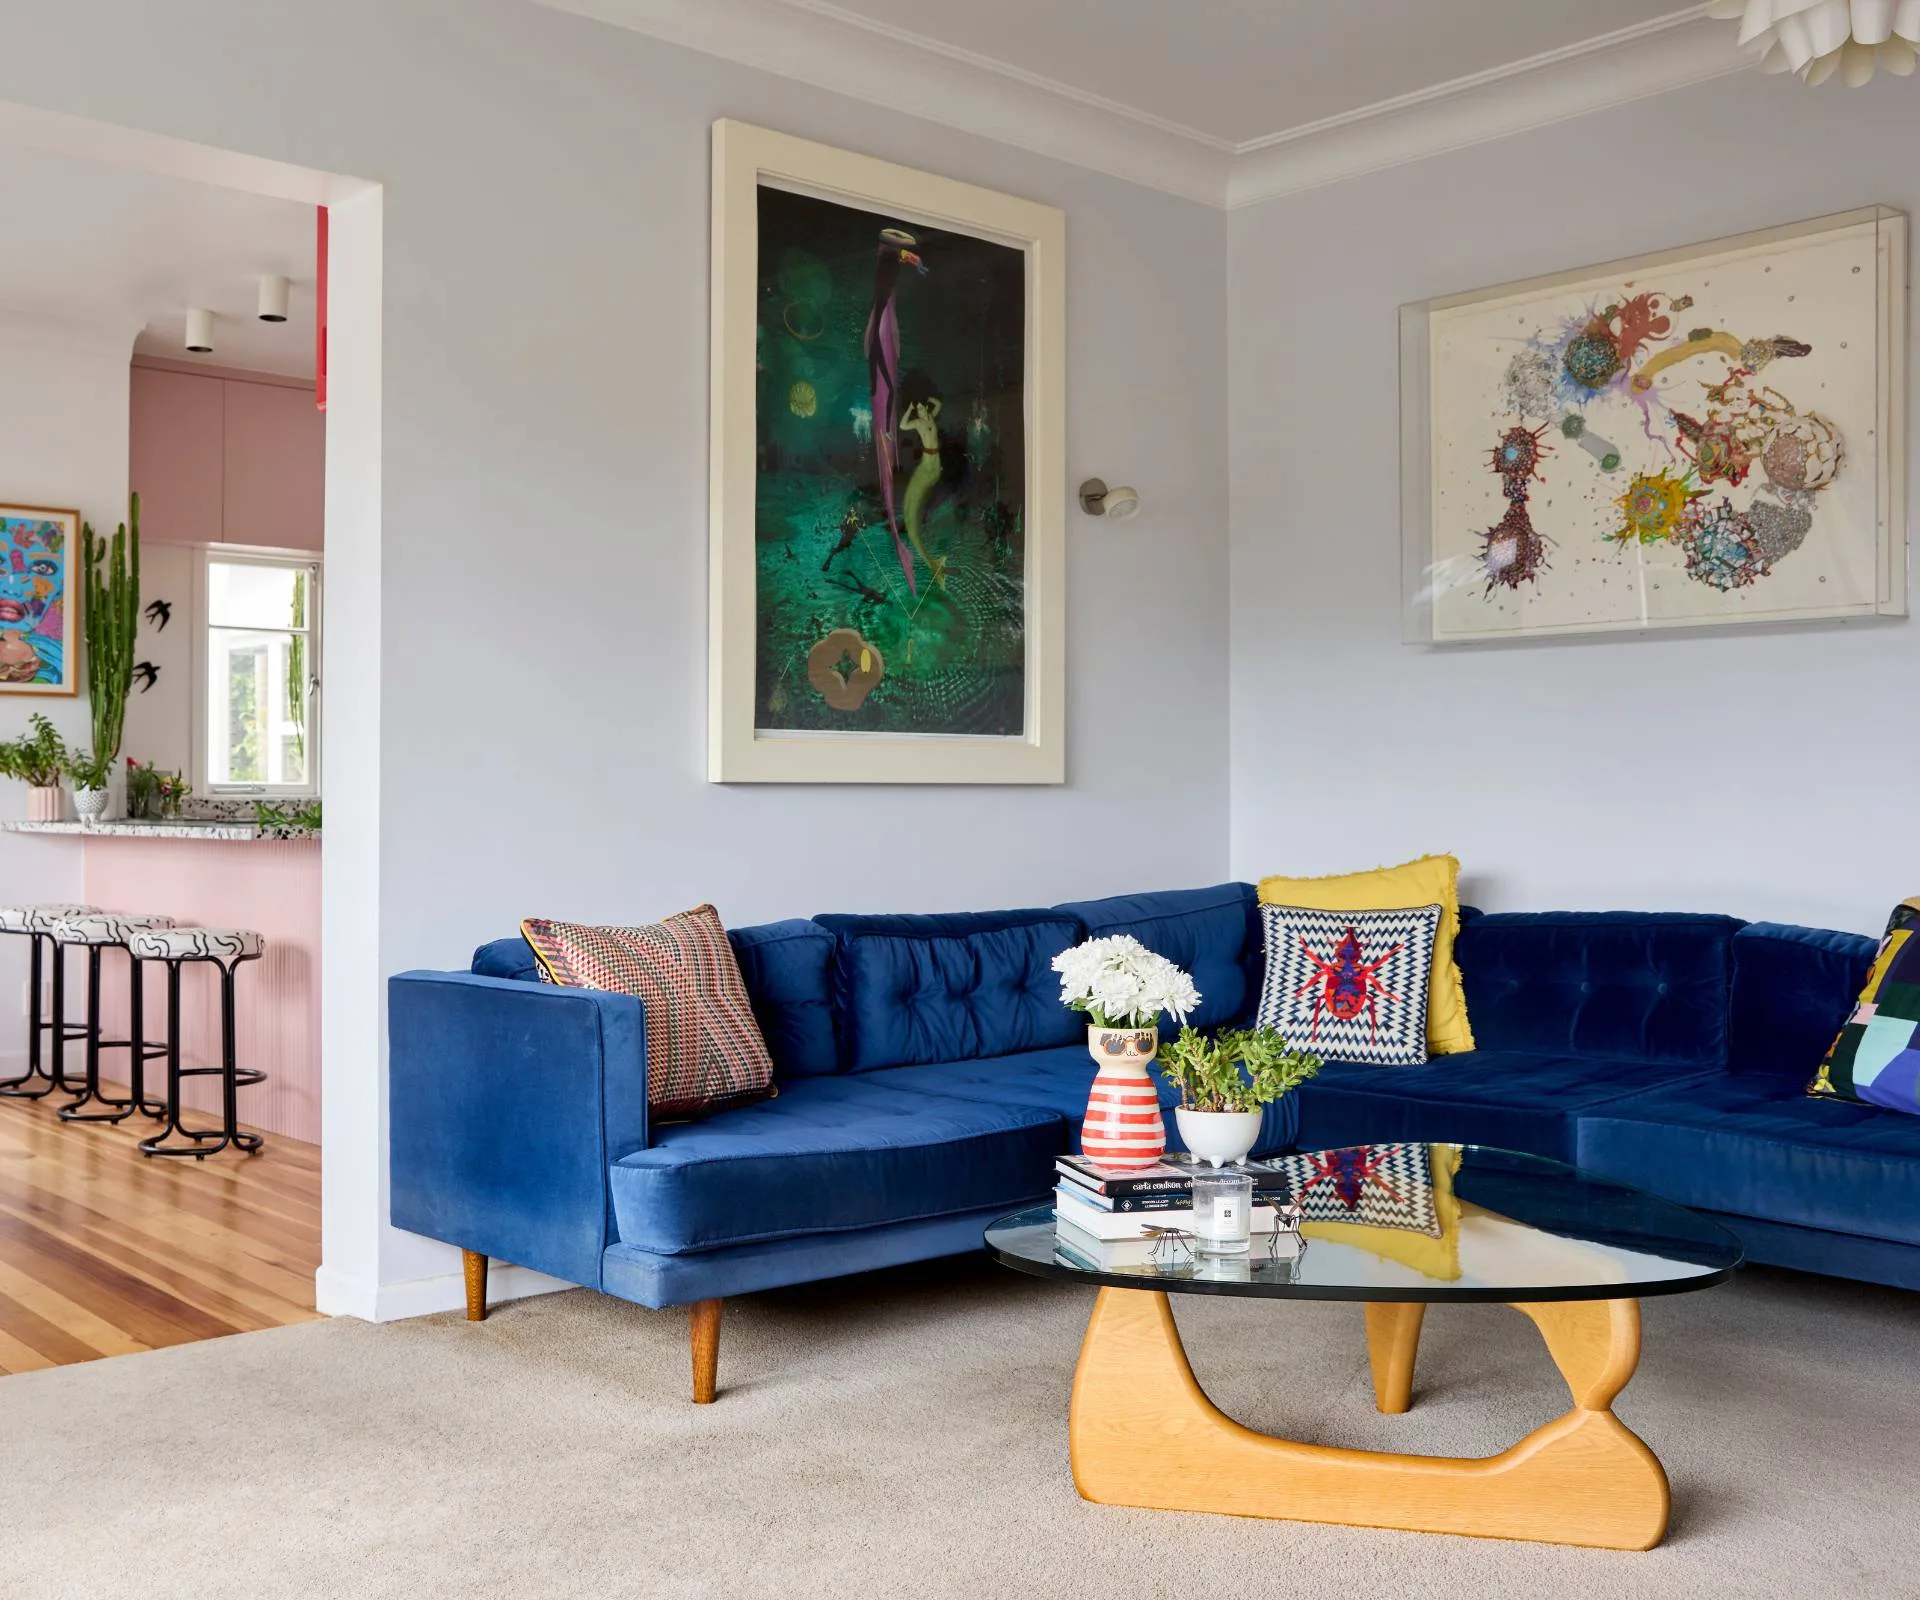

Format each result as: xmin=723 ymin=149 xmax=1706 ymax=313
xmin=81 ymin=492 xmax=141 ymax=767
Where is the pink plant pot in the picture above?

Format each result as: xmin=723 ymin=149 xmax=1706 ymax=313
xmin=1080 ymin=1024 xmax=1165 ymax=1171
xmin=27 ymin=786 xmax=63 ymax=823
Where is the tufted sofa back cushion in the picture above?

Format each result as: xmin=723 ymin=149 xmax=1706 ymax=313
xmin=1054 ymin=883 xmax=1260 ymax=1032
xmin=816 ymin=908 xmax=1086 ymax=1071
xmin=728 ymin=920 xmax=839 ymax=1079
xmin=1454 ymin=911 xmax=1743 ymax=1069
xmin=1727 ymin=921 xmax=1877 ymax=1080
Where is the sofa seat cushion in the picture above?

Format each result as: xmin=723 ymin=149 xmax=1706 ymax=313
xmin=1291 ymin=1051 xmax=1711 ymax=1164
xmin=860 ymin=1047 xmax=1296 ymax=1159
xmin=609 ymin=1077 xmax=1060 ymax=1254
xmin=817 ymin=908 xmax=1084 ymax=1071
xmin=1053 ymin=884 xmax=1258 ymax=1031
xmin=1577 ymin=1076 xmax=1920 ymax=1247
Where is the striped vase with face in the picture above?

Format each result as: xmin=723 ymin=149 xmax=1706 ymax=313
xmin=1080 ymin=1025 xmax=1166 ymax=1170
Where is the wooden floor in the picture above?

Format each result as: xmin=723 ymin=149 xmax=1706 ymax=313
xmin=0 ymin=1087 xmax=320 ymax=1374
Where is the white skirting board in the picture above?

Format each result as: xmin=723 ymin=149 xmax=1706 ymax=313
xmin=315 ymin=1262 xmax=573 ymax=1322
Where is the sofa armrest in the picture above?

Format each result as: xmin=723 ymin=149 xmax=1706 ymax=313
xmin=389 ymin=971 xmax=648 ymax=1290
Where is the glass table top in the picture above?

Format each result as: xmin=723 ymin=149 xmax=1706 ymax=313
xmin=985 ymin=1144 xmax=1743 ymax=1304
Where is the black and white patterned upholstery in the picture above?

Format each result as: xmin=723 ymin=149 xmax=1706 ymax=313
xmin=0 ymin=902 xmax=101 ymax=934
xmin=52 ymin=912 xmax=175 ymax=946
xmin=126 ymin=926 xmax=264 ymax=962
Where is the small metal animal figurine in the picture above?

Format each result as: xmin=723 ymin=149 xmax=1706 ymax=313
xmin=143 ymin=599 xmax=171 ymax=631
xmin=132 ymin=661 xmax=160 ymax=693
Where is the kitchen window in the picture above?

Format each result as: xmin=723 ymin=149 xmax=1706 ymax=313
xmin=193 ymin=547 xmax=321 ymax=798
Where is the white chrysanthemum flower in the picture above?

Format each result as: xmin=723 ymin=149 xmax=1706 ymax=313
xmin=1051 ymin=934 xmax=1202 ymax=1028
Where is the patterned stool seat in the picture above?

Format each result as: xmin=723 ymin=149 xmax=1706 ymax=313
xmin=52 ymin=912 xmax=175 ymax=946
xmin=127 ymin=927 xmax=264 ymax=962
xmin=0 ymin=902 xmax=101 ymax=934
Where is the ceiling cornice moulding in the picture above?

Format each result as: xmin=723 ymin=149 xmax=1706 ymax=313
xmin=537 ymin=0 xmax=1755 ymax=212
xmin=1227 ymin=9 xmax=1751 ymax=208
xmin=540 ymin=0 xmax=1231 ymax=204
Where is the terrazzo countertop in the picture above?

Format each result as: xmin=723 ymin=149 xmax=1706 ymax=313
xmin=0 ymin=819 xmax=319 ymax=843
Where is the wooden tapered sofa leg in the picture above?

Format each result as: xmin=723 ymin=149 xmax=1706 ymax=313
xmin=463 ymin=1251 xmax=489 ymax=1321
xmin=690 ymin=1298 xmax=723 ymax=1404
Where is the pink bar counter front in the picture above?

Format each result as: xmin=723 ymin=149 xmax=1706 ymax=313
xmin=83 ymin=835 xmax=320 ymax=1144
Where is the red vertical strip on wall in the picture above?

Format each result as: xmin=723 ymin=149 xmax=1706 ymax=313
xmin=315 ymin=204 xmax=329 ymax=412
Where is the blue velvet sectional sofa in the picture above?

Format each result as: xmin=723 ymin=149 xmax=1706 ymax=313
xmin=388 ymin=884 xmax=1911 ymax=1401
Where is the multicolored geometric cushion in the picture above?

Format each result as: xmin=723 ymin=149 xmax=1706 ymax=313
xmin=522 ymin=906 xmax=775 ymax=1120
xmin=1255 ymin=903 xmax=1440 ymax=1067
xmin=1256 ymin=855 xmax=1474 ymax=1055
xmin=1810 ymin=897 xmax=1920 ymax=1116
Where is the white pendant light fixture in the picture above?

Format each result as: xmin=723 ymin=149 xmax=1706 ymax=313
xmin=1709 ymin=0 xmax=1920 ymax=85
xmin=257 ymin=273 xmax=290 ymax=323
xmin=184 ymin=307 xmax=214 ymax=353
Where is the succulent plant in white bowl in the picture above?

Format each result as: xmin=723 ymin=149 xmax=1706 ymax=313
xmin=1156 ymin=1025 xmax=1323 ymax=1167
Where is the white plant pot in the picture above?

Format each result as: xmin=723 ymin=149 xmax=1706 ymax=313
xmin=72 ymin=786 xmax=109 ymax=823
xmin=1174 ymin=1107 xmax=1264 ymax=1168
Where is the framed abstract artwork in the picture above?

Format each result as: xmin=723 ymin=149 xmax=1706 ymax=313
xmin=0 ymin=504 xmax=79 ymax=693
xmin=708 ymin=120 xmax=1065 ymax=783
xmin=1402 ymin=208 xmax=1906 ymax=644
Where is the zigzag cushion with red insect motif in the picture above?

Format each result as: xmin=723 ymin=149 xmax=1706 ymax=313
xmin=1256 ymin=903 xmax=1441 ymax=1068
xmin=1271 ymin=1142 xmax=1443 ymax=1236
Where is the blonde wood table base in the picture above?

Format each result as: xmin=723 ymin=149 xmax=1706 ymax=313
xmin=1069 ymin=1287 xmax=1669 ymax=1551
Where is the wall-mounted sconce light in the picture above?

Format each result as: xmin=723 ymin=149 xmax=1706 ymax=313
xmin=185 ymin=308 xmax=214 ymax=353
xmin=257 ymin=274 xmax=291 ymax=323
xmin=1078 ymin=478 xmax=1141 ymax=521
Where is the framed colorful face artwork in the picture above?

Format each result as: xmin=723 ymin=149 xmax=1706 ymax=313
xmin=1402 ymin=208 xmax=1906 ymax=644
xmin=708 ymin=120 xmax=1066 ymax=783
xmin=0 ymin=505 xmax=79 ymax=693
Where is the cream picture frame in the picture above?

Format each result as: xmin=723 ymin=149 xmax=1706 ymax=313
xmin=708 ymin=119 xmax=1066 ymax=783
xmin=1401 ymin=207 xmax=1907 ymax=645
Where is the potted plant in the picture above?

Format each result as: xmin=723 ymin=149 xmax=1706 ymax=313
xmin=78 ymin=495 xmax=141 ymax=813
xmin=1156 ymin=1024 xmax=1323 ymax=1167
xmin=0 ymin=713 xmax=69 ymax=821
xmin=126 ymin=758 xmax=192 ymax=821
xmin=1053 ymin=935 xmax=1200 ymax=1170
xmin=67 ymin=747 xmax=113 ymax=823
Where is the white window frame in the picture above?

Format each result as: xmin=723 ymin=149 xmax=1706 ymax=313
xmin=191 ymin=544 xmax=323 ymax=800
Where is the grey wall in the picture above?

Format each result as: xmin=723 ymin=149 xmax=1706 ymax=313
xmin=0 ymin=0 xmax=1230 ymax=1295
xmin=1229 ymin=70 xmax=1920 ymax=936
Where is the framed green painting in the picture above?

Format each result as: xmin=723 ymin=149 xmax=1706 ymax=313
xmin=708 ymin=120 xmax=1065 ymax=783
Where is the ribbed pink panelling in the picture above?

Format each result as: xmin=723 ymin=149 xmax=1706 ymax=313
xmin=81 ymin=838 xmax=320 ymax=1143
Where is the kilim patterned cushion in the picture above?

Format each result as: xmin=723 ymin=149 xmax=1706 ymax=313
xmin=522 ymin=906 xmax=775 ymax=1120
xmin=1256 ymin=903 xmax=1440 ymax=1067
xmin=1809 ymin=896 xmax=1920 ymax=1117
xmin=1270 ymin=1143 xmax=1444 ymax=1236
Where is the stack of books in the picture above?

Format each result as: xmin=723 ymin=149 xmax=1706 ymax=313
xmin=1052 ymin=1154 xmax=1292 ymax=1268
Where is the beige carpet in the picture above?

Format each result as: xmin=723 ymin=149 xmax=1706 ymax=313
xmin=0 ymin=1257 xmax=1912 ymax=1598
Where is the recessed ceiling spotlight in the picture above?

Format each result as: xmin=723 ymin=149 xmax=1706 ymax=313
xmin=185 ymin=308 xmax=214 ymax=354
xmin=257 ymin=274 xmax=290 ymax=323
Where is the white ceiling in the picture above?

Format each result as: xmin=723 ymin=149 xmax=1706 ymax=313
xmin=0 ymin=141 xmax=317 ymax=377
xmin=809 ymin=0 xmax=1697 ymax=146
xmin=544 ymin=0 xmax=1753 ymax=205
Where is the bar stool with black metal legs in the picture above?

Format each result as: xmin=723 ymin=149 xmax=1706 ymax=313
xmin=128 ymin=927 xmax=268 ymax=1158
xmin=50 ymin=912 xmax=176 ymax=1123
xmin=0 ymin=903 xmax=101 ymax=1100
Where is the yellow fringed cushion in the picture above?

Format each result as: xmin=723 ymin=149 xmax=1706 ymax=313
xmin=1257 ymin=854 xmax=1474 ymax=1055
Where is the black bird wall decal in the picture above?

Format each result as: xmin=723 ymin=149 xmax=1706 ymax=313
xmin=143 ymin=599 xmax=171 ymax=631
xmin=132 ymin=662 xmax=159 ymax=693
